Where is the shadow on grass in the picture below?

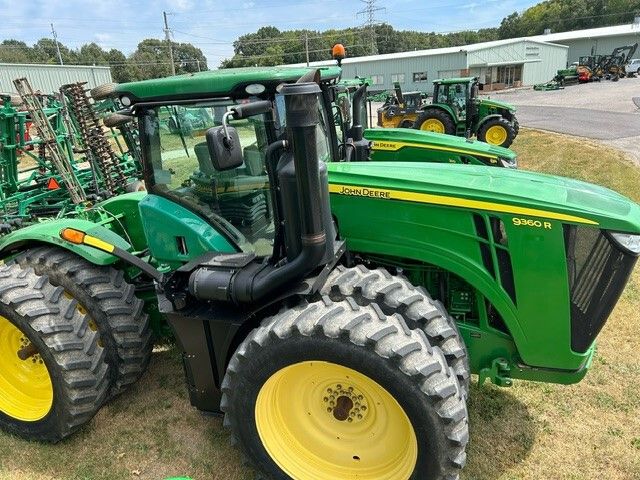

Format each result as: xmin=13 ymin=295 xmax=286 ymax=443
xmin=0 ymin=349 xmax=534 ymax=480
xmin=462 ymin=381 xmax=537 ymax=480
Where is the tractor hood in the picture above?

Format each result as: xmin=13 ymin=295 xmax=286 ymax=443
xmin=478 ymin=98 xmax=516 ymax=113
xmin=327 ymin=162 xmax=640 ymax=233
xmin=364 ymin=128 xmax=517 ymax=161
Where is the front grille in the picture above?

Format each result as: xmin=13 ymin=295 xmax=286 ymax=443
xmin=564 ymin=225 xmax=637 ymax=352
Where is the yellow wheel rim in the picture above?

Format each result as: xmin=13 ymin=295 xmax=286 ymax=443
xmin=484 ymin=125 xmax=508 ymax=145
xmin=420 ymin=118 xmax=445 ymax=133
xmin=255 ymin=361 xmax=418 ymax=480
xmin=0 ymin=316 xmax=53 ymax=421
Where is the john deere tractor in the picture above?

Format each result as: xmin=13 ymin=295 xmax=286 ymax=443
xmin=413 ymin=77 xmax=519 ymax=148
xmin=334 ymin=77 xmax=518 ymax=168
xmin=0 ymin=66 xmax=638 ymax=480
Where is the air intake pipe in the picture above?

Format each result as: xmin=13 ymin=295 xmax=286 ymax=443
xmin=188 ymin=82 xmax=329 ymax=304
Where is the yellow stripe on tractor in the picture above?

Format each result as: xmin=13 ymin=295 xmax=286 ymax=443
xmin=370 ymin=140 xmax=499 ymax=160
xmin=328 ymin=184 xmax=599 ymax=225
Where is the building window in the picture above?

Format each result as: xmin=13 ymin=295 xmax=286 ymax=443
xmin=371 ymin=75 xmax=384 ymax=85
xmin=413 ymin=72 xmax=428 ymax=82
xmin=391 ymin=73 xmax=405 ymax=84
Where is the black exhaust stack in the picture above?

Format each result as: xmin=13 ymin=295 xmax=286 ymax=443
xmin=346 ymin=84 xmax=371 ymax=161
xmin=187 ymin=82 xmax=333 ymax=304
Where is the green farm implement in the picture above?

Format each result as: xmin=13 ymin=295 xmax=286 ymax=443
xmin=0 ymin=66 xmax=638 ymax=480
xmin=0 ymin=79 xmax=141 ymax=232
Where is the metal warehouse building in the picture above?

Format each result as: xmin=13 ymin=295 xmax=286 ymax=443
xmin=291 ymin=38 xmax=568 ymax=93
xmin=527 ymin=22 xmax=640 ymax=63
xmin=0 ymin=63 xmax=112 ymax=95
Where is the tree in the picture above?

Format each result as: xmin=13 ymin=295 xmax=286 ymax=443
xmin=0 ymin=40 xmax=35 ymax=64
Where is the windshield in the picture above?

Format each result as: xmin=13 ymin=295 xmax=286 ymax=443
xmin=143 ymin=93 xmax=333 ymax=256
xmin=146 ymin=99 xmax=273 ymax=255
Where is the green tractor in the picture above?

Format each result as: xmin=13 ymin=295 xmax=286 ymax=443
xmin=413 ymin=77 xmax=519 ymax=148
xmin=334 ymin=77 xmax=518 ymax=168
xmin=0 ymin=66 xmax=638 ymax=480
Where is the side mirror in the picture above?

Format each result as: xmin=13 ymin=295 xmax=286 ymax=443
xmin=205 ymin=126 xmax=243 ymax=171
xmin=231 ymin=100 xmax=272 ymax=120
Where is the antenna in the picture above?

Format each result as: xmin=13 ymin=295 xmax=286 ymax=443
xmin=357 ymin=0 xmax=385 ymax=56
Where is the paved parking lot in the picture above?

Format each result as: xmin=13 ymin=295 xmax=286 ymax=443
xmin=490 ymin=78 xmax=640 ymax=163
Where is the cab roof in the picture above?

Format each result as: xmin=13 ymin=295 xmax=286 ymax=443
xmin=113 ymin=66 xmax=342 ymax=103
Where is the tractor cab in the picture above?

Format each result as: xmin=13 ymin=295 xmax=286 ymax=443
xmin=432 ymin=78 xmax=472 ymax=122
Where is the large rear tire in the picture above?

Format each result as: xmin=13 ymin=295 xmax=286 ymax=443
xmin=413 ymin=108 xmax=456 ymax=135
xmin=15 ymin=247 xmax=152 ymax=397
xmin=322 ymin=265 xmax=470 ymax=397
xmin=221 ymin=298 xmax=468 ymax=480
xmin=0 ymin=263 xmax=110 ymax=442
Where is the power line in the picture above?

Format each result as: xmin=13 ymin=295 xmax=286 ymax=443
xmin=357 ymin=0 xmax=385 ymax=55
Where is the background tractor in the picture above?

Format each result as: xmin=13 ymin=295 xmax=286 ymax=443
xmin=0 ymin=67 xmax=638 ymax=480
xmin=412 ymin=77 xmax=519 ymax=148
xmin=335 ymin=77 xmax=518 ymax=168
xmin=376 ymin=81 xmax=427 ymax=128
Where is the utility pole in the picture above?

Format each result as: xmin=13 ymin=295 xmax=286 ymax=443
xmin=50 ymin=23 xmax=64 ymax=65
xmin=357 ymin=0 xmax=385 ymax=56
xmin=163 ymin=11 xmax=176 ymax=76
xmin=305 ymin=32 xmax=310 ymax=66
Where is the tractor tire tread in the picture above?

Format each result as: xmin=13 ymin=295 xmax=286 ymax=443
xmin=0 ymin=263 xmax=109 ymax=441
xmin=221 ymin=298 xmax=468 ymax=479
xmin=322 ymin=265 xmax=470 ymax=397
xmin=15 ymin=246 xmax=152 ymax=397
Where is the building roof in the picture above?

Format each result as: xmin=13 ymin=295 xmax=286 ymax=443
xmin=288 ymin=37 xmax=568 ymax=68
xmin=0 ymin=63 xmax=111 ymax=70
xmin=528 ymin=23 xmax=640 ymax=43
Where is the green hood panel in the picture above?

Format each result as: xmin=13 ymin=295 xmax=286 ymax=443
xmin=479 ymin=98 xmax=516 ymax=112
xmin=115 ymin=66 xmax=342 ymax=102
xmin=327 ymin=162 xmax=640 ymax=232
xmin=364 ymin=128 xmax=516 ymax=160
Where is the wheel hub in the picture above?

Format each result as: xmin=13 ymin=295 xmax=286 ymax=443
xmin=322 ymin=383 xmax=368 ymax=423
xmin=0 ymin=315 xmax=53 ymax=421
xmin=255 ymin=361 xmax=418 ymax=480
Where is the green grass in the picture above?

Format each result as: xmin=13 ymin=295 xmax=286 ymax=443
xmin=1 ymin=129 xmax=639 ymax=479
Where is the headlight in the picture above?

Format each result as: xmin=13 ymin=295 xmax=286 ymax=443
xmin=499 ymin=156 xmax=518 ymax=169
xmin=610 ymin=232 xmax=640 ymax=255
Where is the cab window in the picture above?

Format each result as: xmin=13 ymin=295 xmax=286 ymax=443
xmin=149 ymin=101 xmax=273 ymax=255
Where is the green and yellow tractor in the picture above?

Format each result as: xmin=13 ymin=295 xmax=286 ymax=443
xmin=413 ymin=77 xmax=519 ymax=148
xmin=0 ymin=66 xmax=638 ymax=480
xmin=334 ymin=76 xmax=518 ymax=168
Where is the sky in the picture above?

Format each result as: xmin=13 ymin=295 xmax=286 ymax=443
xmin=1 ymin=0 xmax=541 ymax=68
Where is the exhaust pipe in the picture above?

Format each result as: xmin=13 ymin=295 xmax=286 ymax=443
xmin=188 ymin=82 xmax=328 ymax=303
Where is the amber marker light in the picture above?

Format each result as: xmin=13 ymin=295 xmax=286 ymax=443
xmin=332 ymin=43 xmax=346 ymax=61
xmin=60 ymin=228 xmax=86 ymax=245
